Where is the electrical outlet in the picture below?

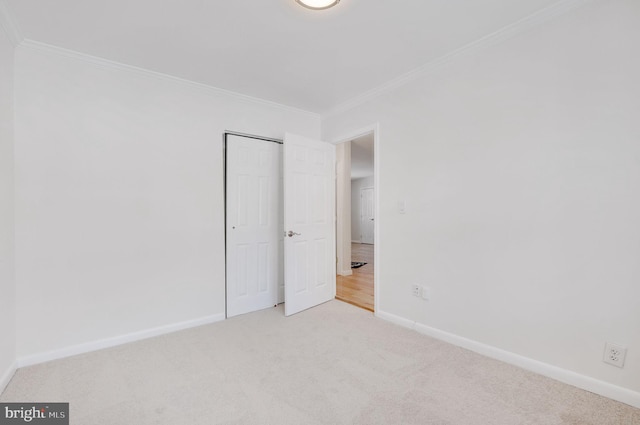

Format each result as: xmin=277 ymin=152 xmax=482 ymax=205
xmin=421 ymin=286 xmax=430 ymax=301
xmin=411 ymin=284 xmax=420 ymax=297
xmin=603 ymin=342 xmax=627 ymax=368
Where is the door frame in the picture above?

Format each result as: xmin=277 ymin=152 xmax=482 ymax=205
xmin=330 ymin=123 xmax=380 ymax=314
xmin=223 ymin=131 xmax=283 ymax=319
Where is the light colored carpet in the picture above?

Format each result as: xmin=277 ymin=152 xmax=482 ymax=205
xmin=2 ymin=300 xmax=638 ymax=425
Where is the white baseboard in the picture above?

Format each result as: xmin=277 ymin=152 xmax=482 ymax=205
xmin=0 ymin=361 xmax=17 ymax=395
xmin=17 ymin=313 xmax=226 ymax=368
xmin=351 ymin=240 xmax=361 ymax=244
xmin=338 ymin=269 xmax=353 ymax=276
xmin=375 ymin=310 xmax=640 ymax=409
xmin=375 ymin=310 xmax=415 ymax=329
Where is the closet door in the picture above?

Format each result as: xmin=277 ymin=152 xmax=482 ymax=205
xmin=226 ymin=135 xmax=282 ymax=317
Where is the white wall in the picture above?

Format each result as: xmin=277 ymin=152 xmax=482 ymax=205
xmin=0 ymin=11 xmax=16 ymax=390
xmin=336 ymin=142 xmax=352 ymax=275
xmin=323 ymin=0 xmax=640 ymax=403
xmin=14 ymin=43 xmax=320 ymax=360
xmin=351 ymin=176 xmax=374 ymax=243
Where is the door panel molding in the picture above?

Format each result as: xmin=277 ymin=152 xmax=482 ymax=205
xmin=225 ymin=133 xmax=283 ymax=318
xmin=284 ymin=133 xmax=336 ymax=316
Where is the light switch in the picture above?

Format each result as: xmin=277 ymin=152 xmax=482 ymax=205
xmin=397 ymin=200 xmax=406 ymax=214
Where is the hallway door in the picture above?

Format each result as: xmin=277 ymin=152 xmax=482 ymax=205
xmin=360 ymin=187 xmax=374 ymax=244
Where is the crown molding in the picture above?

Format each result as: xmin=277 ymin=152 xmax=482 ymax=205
xmin=0 ymin=0 xmax=23 ymax=47
xmin=18 ymin=39 xmax=320 ymax=119
xmin=323 ymin=0 xmax=594 ymax=119
xmin=7 ymin=0 xmax=592 ymax=119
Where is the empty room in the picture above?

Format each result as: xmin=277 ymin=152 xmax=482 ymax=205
xmin=0 ymin=0 xmax=639 ymax=424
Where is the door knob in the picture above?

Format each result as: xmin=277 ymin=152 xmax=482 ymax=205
xmin=287 ymin=230 xmax=301 ymax=237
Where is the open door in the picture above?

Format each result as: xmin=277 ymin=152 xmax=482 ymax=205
xmin=283 ymin=132 xmax=336 ymax=316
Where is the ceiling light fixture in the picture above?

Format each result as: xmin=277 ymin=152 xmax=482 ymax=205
xmin=295 ymin=0 xmax=340 ymax=10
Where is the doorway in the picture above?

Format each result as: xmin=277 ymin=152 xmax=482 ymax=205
xmin=335 ymin=130 xmax=376 ymax=312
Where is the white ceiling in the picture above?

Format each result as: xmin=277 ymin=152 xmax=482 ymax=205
xmin=6 ymin=0 xmax=562 ymax=114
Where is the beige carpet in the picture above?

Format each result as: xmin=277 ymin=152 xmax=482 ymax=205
xmin=2 ymin=300 xmax=638 ymax=425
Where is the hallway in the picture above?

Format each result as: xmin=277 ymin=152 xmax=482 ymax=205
xmin=336 ymin=243 xmax=374 ymax=312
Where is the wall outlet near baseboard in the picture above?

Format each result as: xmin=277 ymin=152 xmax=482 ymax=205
xmin=411 ymin=284 xmax=430 ymax=301
xmin=421 ymin=286 xmax=430 ymax=301
xmin=603 ymin=342 xmax=626 ymax=368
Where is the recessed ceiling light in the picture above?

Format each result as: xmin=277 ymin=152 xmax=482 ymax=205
xmin=295 ymin=0 xmax=340 ymax=10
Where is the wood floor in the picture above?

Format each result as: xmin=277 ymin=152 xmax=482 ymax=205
xmin=336 ymin=243 xmax=374 ymax=312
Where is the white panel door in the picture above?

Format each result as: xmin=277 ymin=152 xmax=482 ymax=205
xmin=283 ymin=133 xmax=336 ymax=316
xmin=360 ymin=187 xmax=375 ymax=245
xmin=226 ymin=135 xmax=283 ymax=318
